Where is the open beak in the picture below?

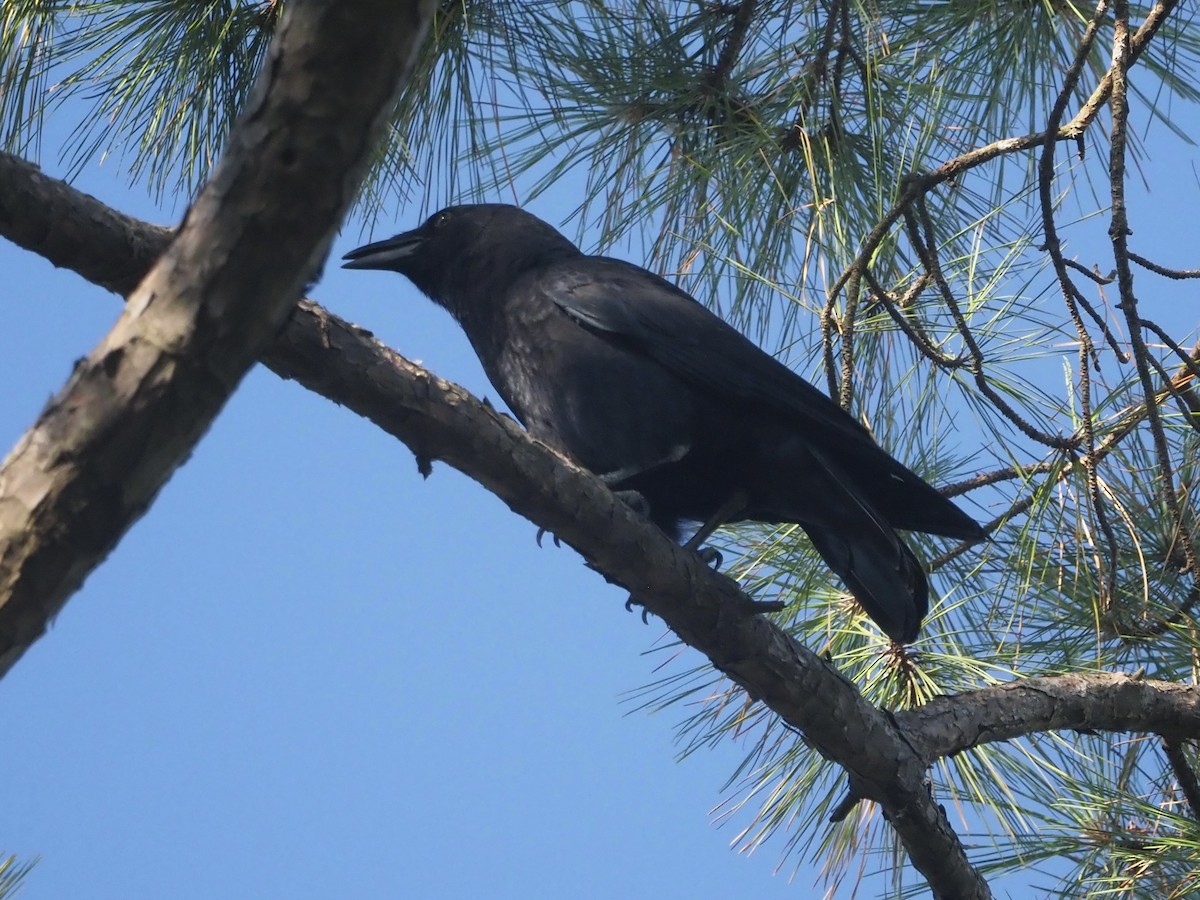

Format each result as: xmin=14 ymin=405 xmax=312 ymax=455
xmin=341 ymin=230 xmax=423 ymax=270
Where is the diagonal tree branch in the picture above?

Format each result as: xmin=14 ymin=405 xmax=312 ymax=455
xmin=0 ymin=148 xmax=991 ymax=899
xmin=0 ymin=0 xmax=435 ymax=672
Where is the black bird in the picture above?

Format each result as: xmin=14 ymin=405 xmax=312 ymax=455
xmin=343 ymin=204 xmax=983 ymax=642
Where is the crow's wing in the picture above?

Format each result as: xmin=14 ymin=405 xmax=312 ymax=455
xmin=541 ymin=258 xmax=873 ymax=443
xmin=538 ymin=256 xmax=983 ymax=541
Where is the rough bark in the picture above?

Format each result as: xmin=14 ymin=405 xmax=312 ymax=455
xmin=896 ymin=673 xmax=1200 ymax=762
xmin=0 ymin=0 xmax=434 ymax=673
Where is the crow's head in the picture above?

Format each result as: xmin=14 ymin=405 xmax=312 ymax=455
xmin=342 ymin=204 xmax=579 ymax=314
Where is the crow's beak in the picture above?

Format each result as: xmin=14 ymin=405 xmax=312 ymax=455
xmin=341 ymin=231 xmax=423 ymax=270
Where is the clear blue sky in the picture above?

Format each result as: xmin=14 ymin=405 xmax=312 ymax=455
xmin=3 ymin=83 xmax=1198 ymax=899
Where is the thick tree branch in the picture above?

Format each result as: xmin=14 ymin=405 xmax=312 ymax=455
xmin=0 ymin=150 xmax=990 ymax=899
xmin=0 ymin=0 xmax=434 ymax=673
xmin=896 ymin=673 xmax=1200 ymax=762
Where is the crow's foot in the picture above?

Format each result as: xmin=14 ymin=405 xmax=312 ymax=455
xmin=535 ymin=528 xmax=562 ymax=548
xmin=623 ymin=594 xmax=652 ymax=624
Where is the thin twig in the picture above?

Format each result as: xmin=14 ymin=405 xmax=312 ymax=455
xmin=705 ymin=0 xmax=758 ymax=95
xmin=838 ymin=269 xmax=860 ymax=410
xmin=861 ymin=269 xmax=970 ymax=370
xmin=1107 ymin=0 xmax=1200 ymax=593
xmin=1063 ymin=257 xmax=1115 ymax=285
xmin=781 ymin=0 xmax=841 ymax=151
xmin=1034 ymin=0 xmax=1123 ymax=608
xmin=1129 ymin=251 xmax=1200 ymax=279
xmin=1062 ymin=0 xmax=1184 ymax=136
xmin=942 ymin=458 xmax=1062 ymax=498
xmin=908 ymin=200 xmax=1078 ymax=450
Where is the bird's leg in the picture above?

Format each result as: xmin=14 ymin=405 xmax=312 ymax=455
xmin=596 ymin=443 xmax=690 ymax=488
xmin=595 ymin=445 xmax=695 ymax=526
xmin=539 ymin=486 xmax=651 ymax=549
xmin=683 ymin=490 xmax=748 ymax=569
xmin=536 ymin=479 xmax=654 ymax=550
xmin=612 ymin=486 xmax=654 ymax=621
xmin=624 ymin=594 xmax=650 ymax=622
xmin=624 ymin=490 xmax=748 ymax=621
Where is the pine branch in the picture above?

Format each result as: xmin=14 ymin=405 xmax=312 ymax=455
xmin=897 ymin=672 xmax=1200 ymax=762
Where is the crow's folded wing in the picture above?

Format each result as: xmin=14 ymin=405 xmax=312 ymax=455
xmin=540 ymin=258 xmax=871 ymax=442
xmin=538 ymin=256 xmax=983 ymax=541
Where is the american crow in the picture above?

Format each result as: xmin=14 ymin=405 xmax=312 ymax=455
xmin=343 ymin=204 xmax=983 ymax=642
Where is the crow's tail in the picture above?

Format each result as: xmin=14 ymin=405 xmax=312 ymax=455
xmin=803 ymin=524 xmax=928 ymax=643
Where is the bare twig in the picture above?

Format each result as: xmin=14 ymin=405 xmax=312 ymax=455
xmin=861 ymin=269 xmax=970 ymax=370
xmin=1063 ymin=0 xmax=1184 ymax=136
xmin=932 ymin=338 xmax=1200 ymax=575
xmin=1063 ymin=257 xmax=1115 ymax=285
xmin=907 ymin=199 xmax=1078 ymax=450
xmin=780 ymin=0 xmax=841 ymax=151
xmin=1035 ymin=0 xmax=1123 ymax=610
xmin=1107 ymin=0 xmax=1200 ymax=594
xmin=706 ymin=0 xmax=758 ymax=92
xmin=1129 ymin=251 xmax=1200 ymax=280
xmin=942 ymin=458 xmax=1062 ymax=498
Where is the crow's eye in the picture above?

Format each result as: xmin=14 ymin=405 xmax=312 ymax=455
xmin=430 ymin=211 xmax=451 ymax=229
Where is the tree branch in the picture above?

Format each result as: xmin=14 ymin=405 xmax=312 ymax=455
xmin=1161 ymin=738 xmax=1200 ymax=821
xmin=896 ymin=673 xmax=1200 ymax=763
xmin=826 ymin=0 xmax=1183 ymax=349
xmin=0 ymin=149 xmax=991 ymax=899
xmin=0 ymin=0 xmax=435 ymax=672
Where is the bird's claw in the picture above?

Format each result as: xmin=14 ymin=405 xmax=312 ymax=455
xmin=535 ymin=528 xmax=562 ymax=548
xmin=624 ymin=594 xmax=651 ymax=624
xmin=697 ymin=546 xmax=723 ymax=569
